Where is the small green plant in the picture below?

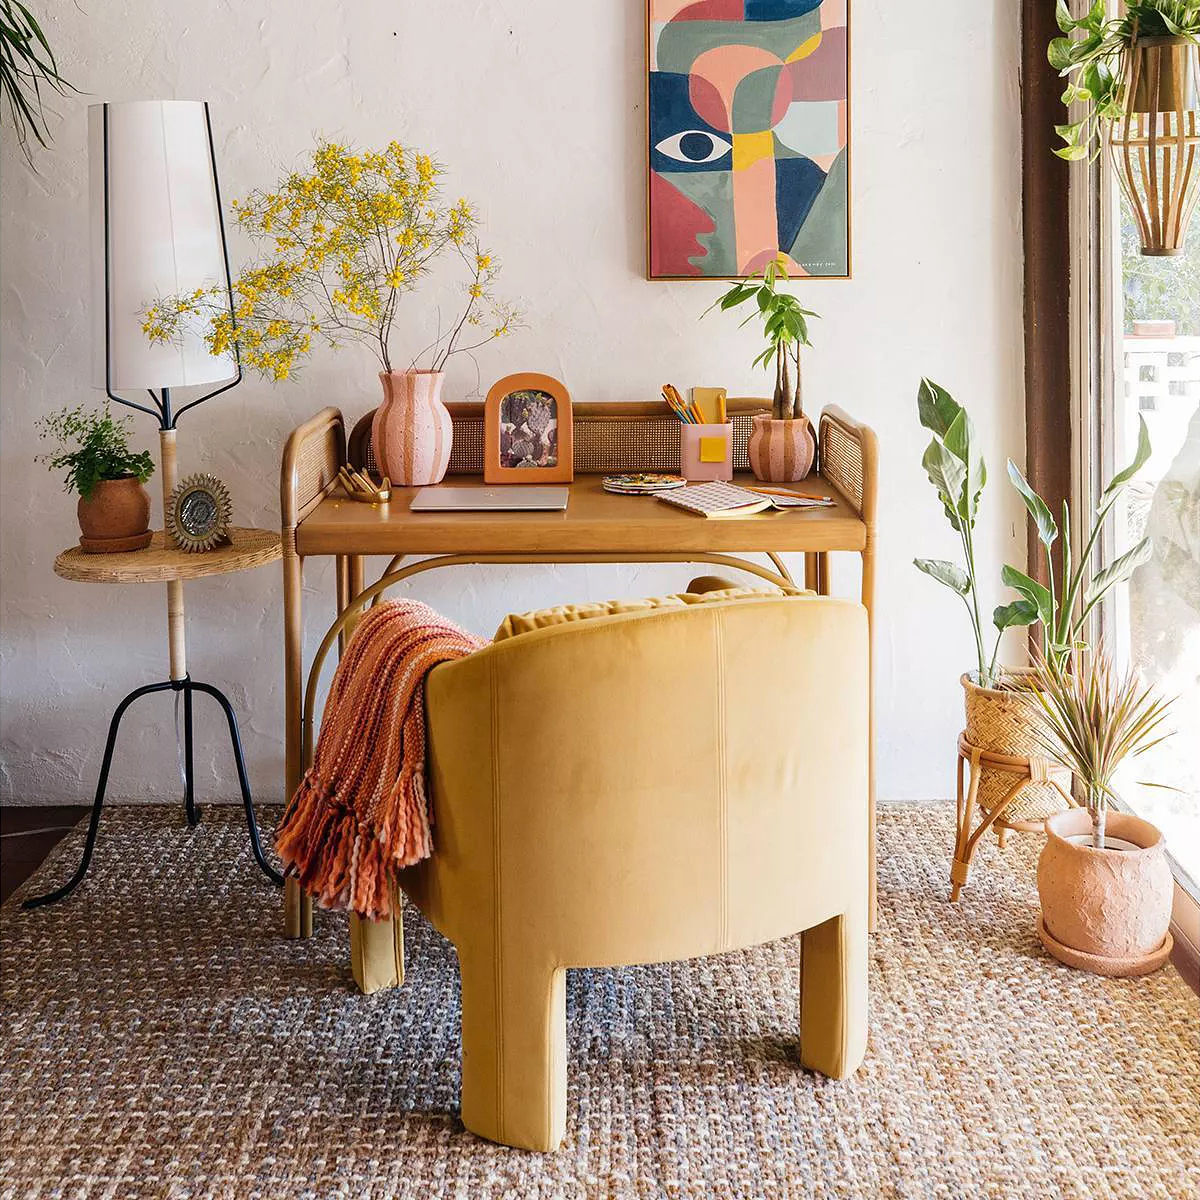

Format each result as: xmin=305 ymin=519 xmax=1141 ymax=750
xmin=705 ymin=256 xmax=819 ymax=420
xmin=913 ymin=379 xmax=1038 ymax=688
xmin=1023 ymin=645 xmax=1173 ymax=848
xmin=1002 ymin=417 xmax=1153 ymax=675
xmin=1049 ymin=0 xmax=1200 ymax=161
xmin=36 ymin=404 xmax=155 ymax=499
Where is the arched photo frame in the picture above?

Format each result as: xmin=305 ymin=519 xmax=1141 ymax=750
xmin=484 ymin=373 xmax=574 ymax=484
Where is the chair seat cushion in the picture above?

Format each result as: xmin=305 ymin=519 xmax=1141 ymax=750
xmin=493 ymin=586 xmax=806 ymax=642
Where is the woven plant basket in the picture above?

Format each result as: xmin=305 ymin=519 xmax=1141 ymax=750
xmin=961 ymin=672 xmax=1072 ymax=823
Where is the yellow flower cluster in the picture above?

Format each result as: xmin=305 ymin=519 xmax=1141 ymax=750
xmin=142 ymin=137 xmax=520 ymax=377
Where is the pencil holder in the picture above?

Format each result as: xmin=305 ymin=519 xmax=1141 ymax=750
xmin=680 ymin=423 xmax=733 ymax=482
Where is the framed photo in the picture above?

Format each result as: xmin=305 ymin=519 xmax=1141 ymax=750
xmin=484 ymin=373 xmax=574 ymax=484
xmin=646 ymin=0 xmax=850 ymax=281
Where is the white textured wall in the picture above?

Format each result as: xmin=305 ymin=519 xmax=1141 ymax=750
xmin=0 ymin=2 xmax=1025 ymax=806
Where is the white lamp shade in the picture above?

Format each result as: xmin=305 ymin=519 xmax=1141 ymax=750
xmin=90 ymin=101 xmax=236 ymax=391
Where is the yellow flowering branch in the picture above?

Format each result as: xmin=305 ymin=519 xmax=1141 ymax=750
xmin=142 ymin=138 xmax=522 ymax=380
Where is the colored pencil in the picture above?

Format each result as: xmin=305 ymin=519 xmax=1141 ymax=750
xmin=744 ymin=485 xmax=830 ymax=501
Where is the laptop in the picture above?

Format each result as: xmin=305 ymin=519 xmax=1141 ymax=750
xmin=409 ymin=486 xmax=570 ymax=513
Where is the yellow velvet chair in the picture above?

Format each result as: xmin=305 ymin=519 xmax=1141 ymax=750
xmin=350 ymin=590 xmax=871 ymax=1152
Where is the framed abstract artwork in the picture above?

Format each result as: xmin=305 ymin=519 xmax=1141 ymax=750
xmin=646 ymin=0 xmax=850 ymax=280
xmin=484 ymin=373 xmax=575 ymax=484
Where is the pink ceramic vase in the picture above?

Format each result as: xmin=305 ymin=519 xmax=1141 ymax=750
xmin=371 ymin=370 xmax=453 ymax=486
xmin=747 ymin=414 xmax=816 ymax=482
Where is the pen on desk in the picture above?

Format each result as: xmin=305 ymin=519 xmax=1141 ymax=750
xmin=744 ymin=485 xmax=830 ymax=501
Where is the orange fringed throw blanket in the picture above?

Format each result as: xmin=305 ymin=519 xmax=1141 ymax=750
xmin=275 ymin=599 xmax=486 ymax=920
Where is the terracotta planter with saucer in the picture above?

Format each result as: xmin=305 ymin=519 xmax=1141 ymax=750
xmin=77 ymin=476 xmax=152 ymax=553
xmin=1037 ymin=808 xmax=1174 ymax=977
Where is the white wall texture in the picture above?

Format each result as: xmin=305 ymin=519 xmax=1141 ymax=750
xmin=0 ymin=2 xmax=1026 ymax=807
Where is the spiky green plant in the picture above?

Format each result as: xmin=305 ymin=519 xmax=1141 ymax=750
xmin=1023 ymin=647 xmax=1174 ymax=848
xmin=0 ymin=1 xmax=75 ymax=167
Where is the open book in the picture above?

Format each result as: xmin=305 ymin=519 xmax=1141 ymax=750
xmin=656 ymin=482 xmax=774 ymax=519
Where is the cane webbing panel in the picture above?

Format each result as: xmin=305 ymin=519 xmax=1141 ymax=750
xmin=355 ymin=410 xmax=763 ymax=475
xmin=294 ymin=430 xmax=340 ymax=517
xmin=820 ymin=419 xmax=865 ymax=516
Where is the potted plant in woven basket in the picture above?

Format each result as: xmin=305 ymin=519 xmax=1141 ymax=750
xmin=1050 ymin=0 xmax=1200 ymax=254
xmin=144 ymin=138 xmax=522 ymax=486
xmin=912 ymin=380 xmax=1057 ymax=826
xmin=36 ymin=403 xmax=156 ymax=553
xmin=706 ymin=257 xmax=820 ymax=481
xmin=915 ymin=381 xmax=1155 ymax=832
xmin=1024 ymin=646 xmax=1176 ymax=977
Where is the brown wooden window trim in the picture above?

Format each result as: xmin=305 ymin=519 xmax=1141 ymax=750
xmin=1021 ymin=0 xmax=1073 ymax=593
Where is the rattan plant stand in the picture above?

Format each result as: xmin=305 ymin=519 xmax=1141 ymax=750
xmin=951 ymin=733 xmax=1075 ymax=901
xmin=23 ymin=525 xmax=285 ymax=909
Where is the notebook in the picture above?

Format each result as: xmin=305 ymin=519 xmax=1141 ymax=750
xmin=656 ymin=481 xmax=773 ymax=519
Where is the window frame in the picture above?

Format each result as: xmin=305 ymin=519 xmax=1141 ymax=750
xmin=1063 ymin=3 xmax=1200 ymax=978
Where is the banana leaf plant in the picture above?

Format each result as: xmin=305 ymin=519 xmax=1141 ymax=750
xmin=1003 ymin=416 xmax=1153 ymax=677
xmin=913 ymin=379 xmax=1038 ymax=689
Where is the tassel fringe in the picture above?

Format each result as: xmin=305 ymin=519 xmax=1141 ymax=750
xmin=275 ymin=600 xmax=485 ymax=920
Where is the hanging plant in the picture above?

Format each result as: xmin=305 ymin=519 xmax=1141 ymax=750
xmin=1049 ymin=0 xmax=1200 ymax=254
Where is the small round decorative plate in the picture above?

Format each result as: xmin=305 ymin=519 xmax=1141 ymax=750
xmin=602 ymin=473 xmax=687 ymax=495
xmin=167 ymin=473 xmax=233 ymax=552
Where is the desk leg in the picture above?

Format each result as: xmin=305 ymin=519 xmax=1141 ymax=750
xmin=861 ymin=540 xmax=877 ymax=933
xmin=347 ymin=555 xmax=365 ymax=639
xmin=337 ymin=553 xmax=404 ymax=993
xmin=283 ymin=545 xmax=312 ymax=939
xmin=804 ymin=552 xmax=830 ymax=594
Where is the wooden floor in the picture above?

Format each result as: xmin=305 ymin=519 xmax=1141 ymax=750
xmin=1 ymin=807 xmax=89 ymax=905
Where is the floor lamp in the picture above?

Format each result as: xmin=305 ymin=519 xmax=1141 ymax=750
xmin=24 ymin=101 xmax=281 ymax=907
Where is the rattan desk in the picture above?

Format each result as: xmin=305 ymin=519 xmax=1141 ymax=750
xmin=279 ymin=401 xmax=878 ymax=937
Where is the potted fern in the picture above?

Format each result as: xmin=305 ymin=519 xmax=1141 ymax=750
xmin=1026 ymin=647 xmax=1176 ymax=977
xmin=706 ymin=257 xmax=819 ymax=481
xmin=36 ymin=404 xmax=156 ymax=552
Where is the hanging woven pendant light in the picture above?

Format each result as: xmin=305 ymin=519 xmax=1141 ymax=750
xmin=1110 ymin=33 xmax=1200 ymax=256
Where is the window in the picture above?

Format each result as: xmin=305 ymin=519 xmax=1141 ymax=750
xmin=1101 ymin=188 xmax=1200 ymax=896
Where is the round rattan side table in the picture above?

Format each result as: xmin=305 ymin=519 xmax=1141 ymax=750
xmin=23 ymin=528 xmax=285 ymax=909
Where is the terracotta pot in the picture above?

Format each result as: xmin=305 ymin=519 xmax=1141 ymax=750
xmin=76 ymin=476 xmax=152 ymax=553
xmin=747 ymin=414 xmax=816 ymax=482
xmin=371 ymin=370 xmax=453 ymax=486
xmin=1037 ymin=808 xmax=1174 ymax=977
xmin=961 ymin=671 xmax=1072 ymax=823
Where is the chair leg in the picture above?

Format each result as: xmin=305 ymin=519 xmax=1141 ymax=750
xmin=350 ymin=910 xmax=405 ymax=994
xmin=458 ymin=951 xmax=568 ymax=1152
xmin=799 ymin=910 xmax=868 ymax=1080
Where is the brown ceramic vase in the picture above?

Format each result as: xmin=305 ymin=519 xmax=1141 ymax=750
xmin=1037 ymin=808 xmax=1174 ymax=977
xmin=77 ymin=476 xmax=152 ymax=553
xmin=747 ymin=414 xmax=816 ymax=482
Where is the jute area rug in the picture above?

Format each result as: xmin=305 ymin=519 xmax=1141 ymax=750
xmin=1 ymin=804 xmax=1196 ymax=1200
